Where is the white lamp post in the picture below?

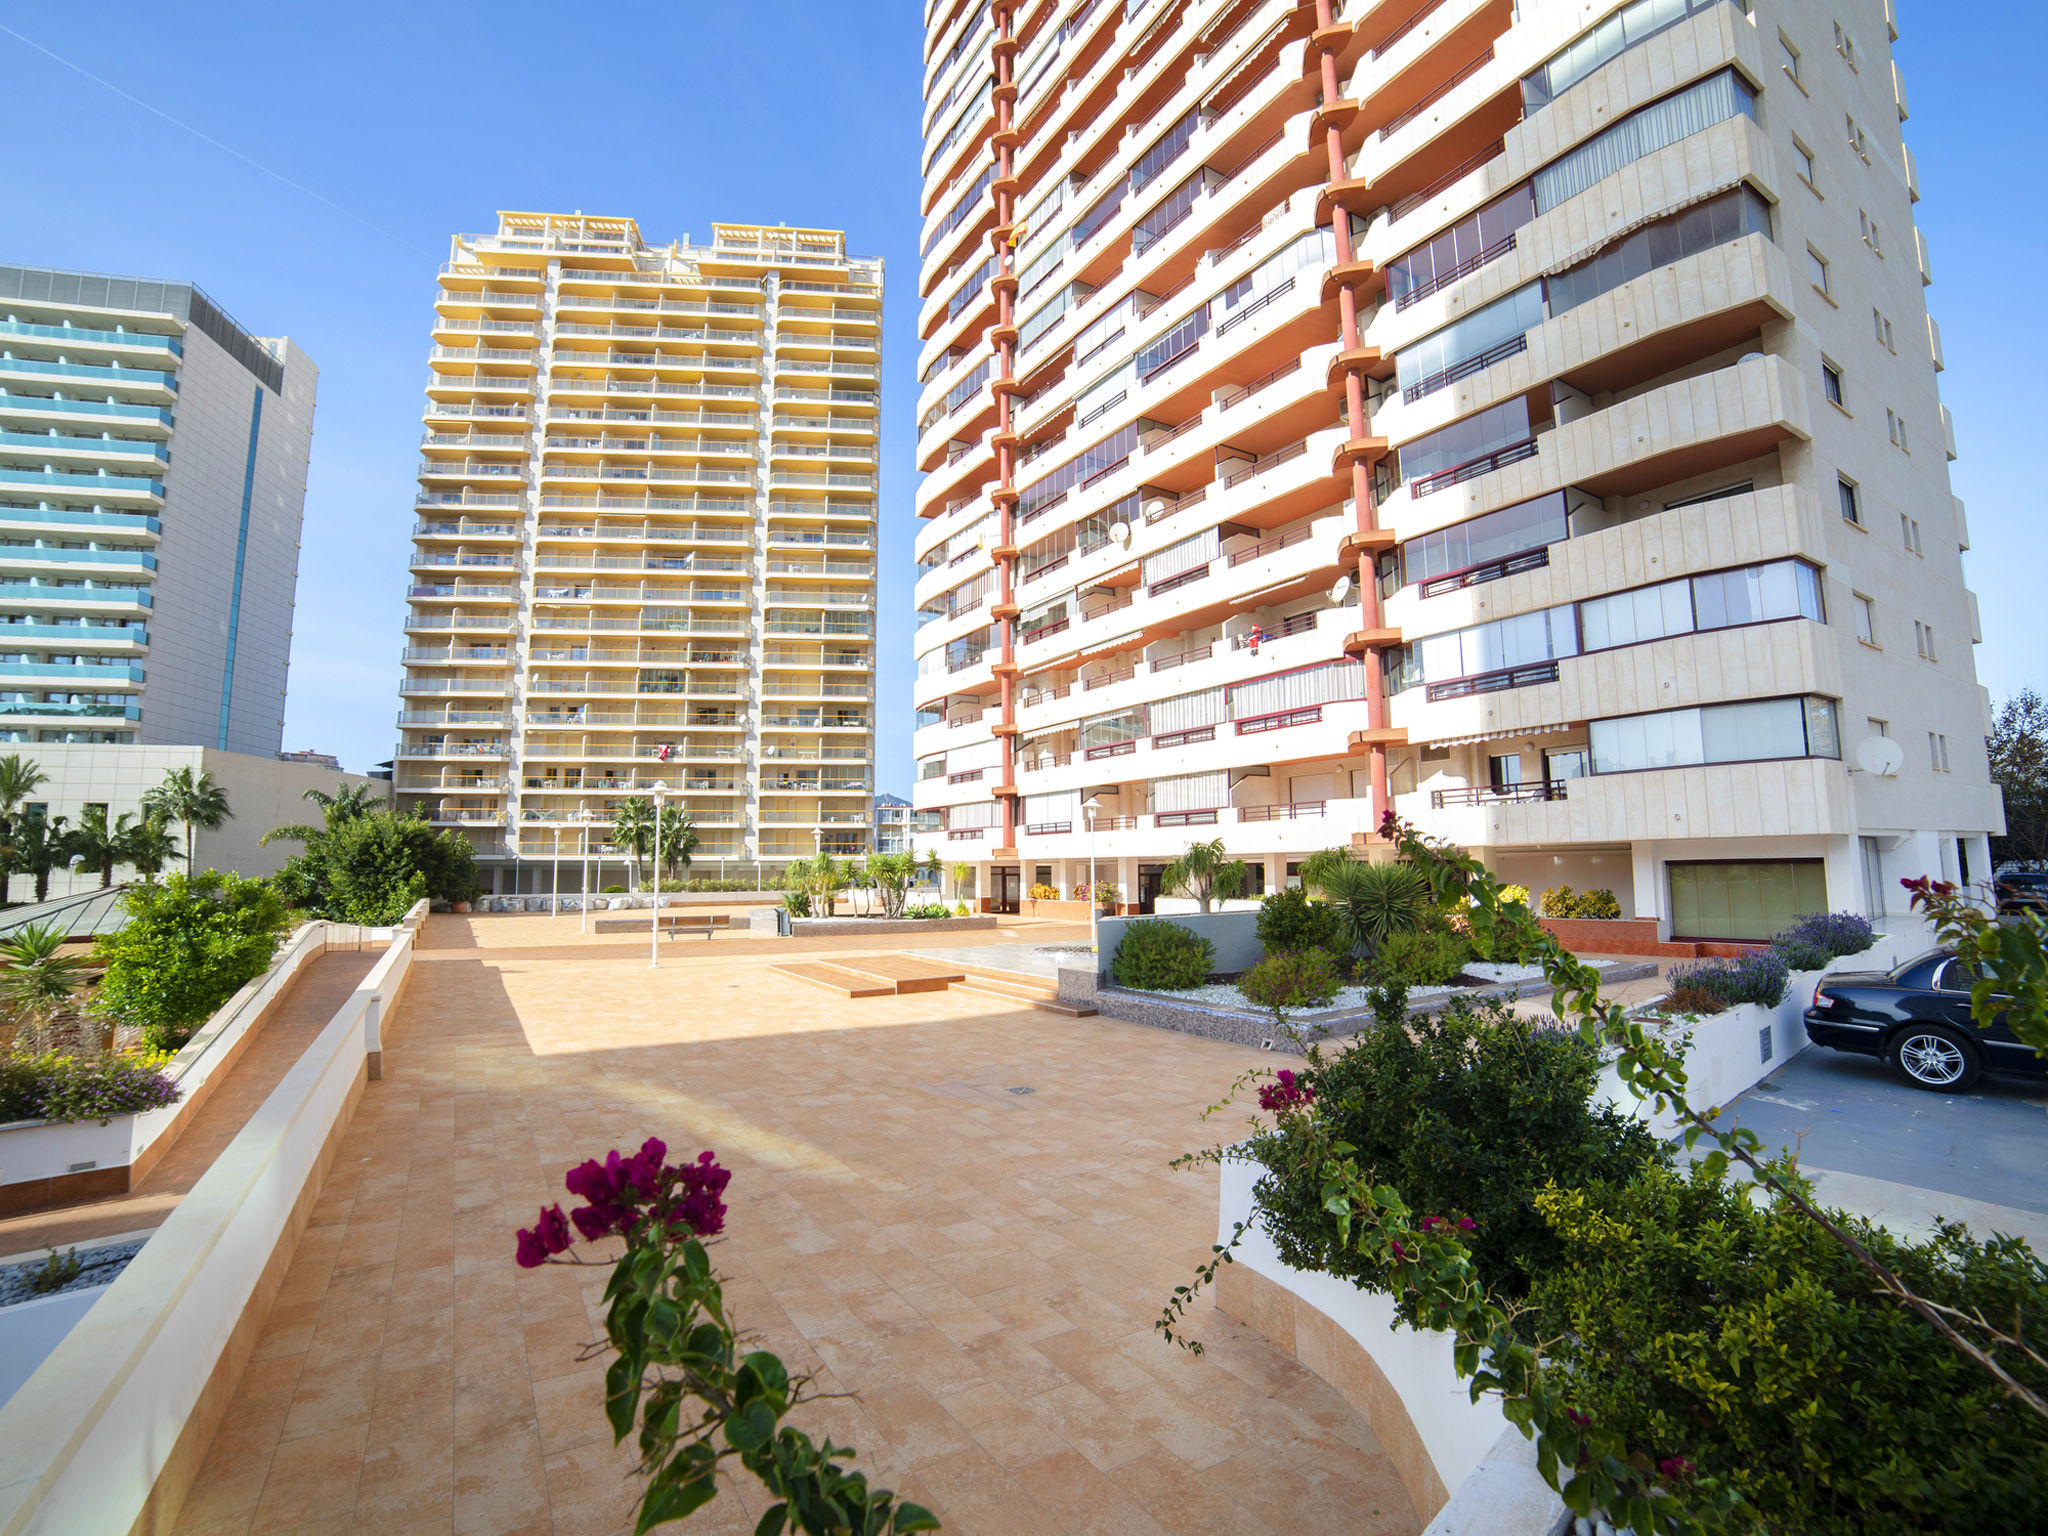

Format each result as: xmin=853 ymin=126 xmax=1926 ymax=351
xmin=649 ymin=782 xmax=668 ymax=968
xmin=550 ymin=824 xmax=562 ymax=918
xmin=1083 ymin=794 xmax=1106 ymax=953
xmin=578 ymin=807 xmax=596 ymax=933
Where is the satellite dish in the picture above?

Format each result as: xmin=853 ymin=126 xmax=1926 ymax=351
xmin=1109 ymin=521 xmax=1132 ymax=545
xmin=1855 ymin=736 xmax=1905 ymax=777
xmin=1330 ymin=575 xmax=1353 ymax=604
xmin=1738 ymin=351 xmax=1766 ymax=365
xmin=1143 ymin=499 xmax=1168 ymax=518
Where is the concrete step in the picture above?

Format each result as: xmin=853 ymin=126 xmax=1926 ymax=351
xmin=826 ymin=955 xmax=967 ymax=993
xmin=771 ymin=962 xmax=895 ymax=998
xmin=949 ymin=980 xmax=1096 ymax=1018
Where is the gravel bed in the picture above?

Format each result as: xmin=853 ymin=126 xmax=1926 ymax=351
xmin=0 ymin=1238 xmax=146 ymax=1307
xmin=1125 ymin=962 xmax=1551 ymax=1016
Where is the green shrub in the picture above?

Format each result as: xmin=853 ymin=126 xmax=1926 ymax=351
xmin=1667 ymin=948 xmax=1789 ymax=1009
xmin=1771 ymin=935 xmax=1835 ymax=971
xmin=1531 ymin=1165 xmax=2048 ymax=1533
xmin=903 ymin=903 xmax=952 ymax=920
xmin=1249 ymin=996 xmax=1662 ymax=1316
xmin=89 ymin=873 xmax=295 ymax=1052
xmin=953 ymin=901 xmax=971 ymax=917
xmin=1238 ymin=949 xmax=1343 ymax=1020
xmin=1374 ymin=926 xmax=1472 ymax=986
xmin=603 ymin=884 xmax=627 ymax=894
xmin=1254 ymin=888 xmax=1348 ymax=961
xmin=270 ymin=811 xmax=478 ymax=923
xmin=1660 ymin=983 xmax=1729 ymax=1016
xmin=1110 ymin=919 xmax=1216 ymax=991
xmin=781 ymin=891 xmax=810 ymax=917
xmin=1538 ymin=885 xmax=1623 ymax=919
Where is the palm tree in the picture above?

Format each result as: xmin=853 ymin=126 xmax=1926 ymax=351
xmin=261 ymin=780 xmax=386 ymax=849
xmin=611 ymin=797 xmax=655 ymax=889
xmin=62 ymin=804 xmax=121 ymax=888
xmin=784 ymin=853 xmax=844 ymax=918
xmin=1300 ymin=848 xmax=1431 ymax=960
xmin=948 ymin=860 xmax=974 ymax=906
xmin=0 ymin=754 xmax=48 ymax=904
xmin=1159 ymin=837 xmax=1249 ymax=914
xmin=866 ymin=850 xmax=916 ymax=918
xmin=0 ymin=921 xmax=90 ymax=1042
xmin=142 ymin=766 xmax=232 ymax=871
xmin=8 ymin=810 xmax=71 ymax=903
xmin=114 ymin=813 xmax=182 ymax=880
xmin=656 ymin=805 xmax=698 ymax=882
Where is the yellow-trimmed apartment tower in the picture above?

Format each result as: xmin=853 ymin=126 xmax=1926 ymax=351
xmin=395 ymin=213 xmax=881 ymax=894
xmin=911 ymin=0 xmax=2000 ymax=943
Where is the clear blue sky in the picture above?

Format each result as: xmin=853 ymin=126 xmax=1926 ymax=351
xmin=1 ymin=1 xmax=2039 ymax=790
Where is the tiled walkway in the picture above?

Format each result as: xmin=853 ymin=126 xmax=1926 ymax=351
xmin=171 ymin=915 xmax=1422 ymax=1536
xmin=0 ymin=946 xmax=382 ymax=1259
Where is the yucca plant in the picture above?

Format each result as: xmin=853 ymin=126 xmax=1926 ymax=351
xmin=1298 ymin=848 xmax=1431 ymax=960
xmin=1159 ymin=837 xmax=1249 ymax=914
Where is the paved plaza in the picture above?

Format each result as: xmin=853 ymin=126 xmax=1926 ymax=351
xmin=168 ymin=914 xmax=1423 ymax=1535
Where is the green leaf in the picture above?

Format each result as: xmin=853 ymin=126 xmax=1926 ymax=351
xmin=635 ymin=1471 xmax=719 ymax=1533
xmin=726 ymin=1399 xmax=778 ymax=1453
xmin=891 ymin=1502 xmax=943 ymax=1533
xmin=742 ymin=1349 xmax=791 ymax=1399
xmin=754 ymin=1505 xmax=789 ymax=1536
xmin=604 ymin=1353 xmax=640 ymax=1442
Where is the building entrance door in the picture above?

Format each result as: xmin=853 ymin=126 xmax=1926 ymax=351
xmin=992 ymin=866 xmax=1021 ymax=916
xmin=1137 ymin=864 xmax=1167 ymax=914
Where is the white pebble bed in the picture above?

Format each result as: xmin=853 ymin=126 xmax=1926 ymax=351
xmin=1126 ymin=961 xmax=1550 ymax=1014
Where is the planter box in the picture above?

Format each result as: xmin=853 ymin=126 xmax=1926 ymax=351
xmin=788 ymin=915 xmax=1000 ymax=936
xmin=1019 ymin=898 xmax=1095 ymax=919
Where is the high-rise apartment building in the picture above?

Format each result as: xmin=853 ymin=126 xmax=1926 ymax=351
xmin=912 ymin=0 xmax=1999 ymax=940
xmin=395 ymin=214 xmax=881 ymax=893
xmin=0 ymin=265 xmax=314 ymax=754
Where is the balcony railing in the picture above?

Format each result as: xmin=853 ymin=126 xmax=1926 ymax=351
xmin=1152 ymin=726 xmax=1216 ymax=750
xmin=1408 ymin=438 xmax=1539 ymax=499
xmin=1430 ymin=780 xmax=1569 ymax=808
xmin=1153 ymin=809 xmax=1219 ymax=828
xmin=1423 ymin=659 xmax=1560 ymax=702
xmin=1417 ymin=547 xmax=1551 ymax=599
xmin=1402 ymin=334 xmax=1530 ymax=406
xmin=1236 ymin=705 xmax=1323 ymax=735
xmin=1238 ymin=800 xmax=1326 ymax=822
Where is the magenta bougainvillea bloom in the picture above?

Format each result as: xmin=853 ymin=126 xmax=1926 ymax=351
xmin=1256 ymin=1068 xmax=1316 ymax=1114
xmin=516 ymin=1140 xmax=730 ymax=1266
xmin=1659 ymin=1456 xmax=1695 ymax=1481
xmin=1457 ymin=1215 xmax=1477 ymax=1231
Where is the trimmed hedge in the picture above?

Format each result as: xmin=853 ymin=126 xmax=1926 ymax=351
xmin=1111 ymin=919 xmax=1215 ymax=991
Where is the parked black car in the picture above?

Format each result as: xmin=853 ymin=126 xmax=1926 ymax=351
xmin=1995 ymin=869 xmax=2048 ymax=917
xmin=1804 ymin=950 xmax=2047 ymax=1092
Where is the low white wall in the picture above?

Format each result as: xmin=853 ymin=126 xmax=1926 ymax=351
xmin=0 ymin=901 xmax=427 ymax=1534
xmin=0 ymin=919 xmax=368 ymax=1192
xmin=1099 ymin=909 xmax=1262 ymax=977
xmin=1218 ymin=1154 xmax=1506 ymax=1499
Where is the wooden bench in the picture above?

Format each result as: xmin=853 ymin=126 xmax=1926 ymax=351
xmin=591 ymin=913 xmax=732 ymax=939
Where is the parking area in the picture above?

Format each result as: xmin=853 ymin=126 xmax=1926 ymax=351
xmin=1718 ymin=1045 xmax=2048 ymax=1250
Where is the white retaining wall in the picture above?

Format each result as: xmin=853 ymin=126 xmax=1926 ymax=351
xmin=0 ymin=900 xmax=427 ymax=1534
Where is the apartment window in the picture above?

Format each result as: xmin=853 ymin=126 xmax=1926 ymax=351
xmin=1834 ymin=21 xmax=1856 ymax=64
xmin=1860 ymin=210 xmax=1884 ymax=255
xmin=1874 ymin=308 xmax=1895 ymax=350
xmin=1847 ymin=114 xmax=1870 ymax=162
xmin=1887 ymin=409 xmax=1911 ymax=452
xmin=1853 ymin=593 xmax=1877 ymax=645
xmin=1589 ymin=695 xmax=1842 ymax=774
xmin=1779 ymin=34 xmax=1802 ymax=82
xmin=1670 ymin=859 xmax=1827 ymax=942
xmin=1821 ymin=360 xmax=1843 ymax=406
xmin=1928 ymin=731 xmax=1950 ymax=771
xmin=1914 ymin=620 xmax=1937 ymax=660
xmin=1901 ymin=515 xmax=1923 ymax=555
xmin=1793 ymin=138 xmax=1818 ymax=188
xmin=1809 ymin=248 xmax=1831 ymax=295
xmin=1545 ymin=186 xmax=1773 ymax=318
xmin=1867 ymin=717 xmax=1889 ymax=739
xmin=1837 ymin=475 xmax=1862 ymax=525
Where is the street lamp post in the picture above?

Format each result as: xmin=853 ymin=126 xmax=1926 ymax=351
xmin=650 ymin=782 xmax=668 ymax=968
xmin=550 ymin=825 xmax=562 ymax=918
xmin=1083 ymin=794 xmax=1106 ymax=956
xmin=578 ymin=808 xmax=595 ymax=934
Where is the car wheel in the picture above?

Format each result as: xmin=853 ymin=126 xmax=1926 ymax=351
xmin=1887 ymin=1026 xmax=1982 ymax=1092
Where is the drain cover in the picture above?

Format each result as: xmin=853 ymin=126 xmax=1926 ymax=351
xmin=1005 ymin=1085 xmax=1036 ymax=1095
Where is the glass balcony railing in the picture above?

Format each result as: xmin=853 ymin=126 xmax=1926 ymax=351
xmin=0 ymin=581 xmax=151 ymax=605
xmin=0 ymin=430 xmax=166 ymax=462
xmin=0 ymin=319 xmax=181 ymax=355
xmin=0 ymin=546 xmax=157 ymax=570
xmin=0 ymin=358 xmax=177 ymax=391
xmin=0 ymin=467 xmax=163 ymax=497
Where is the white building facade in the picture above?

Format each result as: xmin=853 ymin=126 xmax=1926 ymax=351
xmin=910 ymin=0 xmax=1998 ymax=940
xmin=0 ymin=265 xmax=314 ymax=757
xmin=393 ymin=214 xmax=881 ymax=894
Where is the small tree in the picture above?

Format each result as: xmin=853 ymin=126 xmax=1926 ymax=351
xmin=1298 ymin=848 xmax=1431 ymax=960
xmin=141 ymin=766 xmax=232 ymax=872
xmin=866 ymin=851 xmax=917 ymax=918
xmin=611 ymin=798 xmax=656 ymax=890
xmin=1988 ymin=688 xmax=2048 ymax=867
xmin=91 ymin=872 xmax=294 ymax=1051
xmin=9 ymin=810 xmax=72 ymax=903
xmin=0 ymin=754 xmax=48 ymax=904
xmin=268 ymin=805 xmax=477 ymax=922
xmin=948 ymin=860 xmax=973 ymax=905
xmin=656 ymin=805 xmax=698 ymax=883
xmin=1159 ymin=837 xmax=1248 ymax=914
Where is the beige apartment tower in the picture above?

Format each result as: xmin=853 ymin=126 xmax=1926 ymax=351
xmin=912 ymin=0 xmax=1999 ymax=941
xmin=395 ymin=214 xmax=880 ymax=892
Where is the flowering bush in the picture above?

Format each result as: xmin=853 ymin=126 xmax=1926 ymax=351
xmin=515 ymin=1140 xmax=937 ymax=1534
xmin=1256 ymin=1067 xmax=1314 ymax=1115
xmin=1028 ymin=882 xmax=1059 ymax=902
xmin=0 ymin=1050 xmax=180 ymax=1126
xmin=1666 ymin=947 xmax=1789 ymax=1010
xmin=1540 ymin=885 xmax=1623 ymax=919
